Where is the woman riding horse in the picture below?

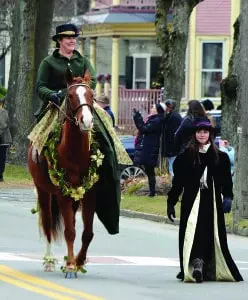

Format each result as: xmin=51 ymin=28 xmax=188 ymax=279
xmin=28 ymin=23 xmax=128 ymax=276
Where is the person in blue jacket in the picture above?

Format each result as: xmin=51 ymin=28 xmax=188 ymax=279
xmin=133 ymin=103 xmax=165 ymax=197
xmin=96 ymin=94 xmax=115 ymax=127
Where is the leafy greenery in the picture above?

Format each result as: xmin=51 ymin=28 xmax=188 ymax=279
xmin=125 ymin=182 xmax=145 ymax=195
xmin=0 ymin=86 xmax=7 ymax=99
xmin=44 ymin=123 xmax=104 ymax=201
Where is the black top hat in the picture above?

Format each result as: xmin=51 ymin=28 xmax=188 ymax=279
xmin=52 ymin=23 xmax=79 ymax=41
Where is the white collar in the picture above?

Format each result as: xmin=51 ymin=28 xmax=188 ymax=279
xmin=199 ymin=143 xmax=211 ymax=153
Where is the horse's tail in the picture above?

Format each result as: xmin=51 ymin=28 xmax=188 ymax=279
xmin=50 ymin=194 xmax=63 ymax=241
xmin=37 ymin=192 xmax=62 ymax=243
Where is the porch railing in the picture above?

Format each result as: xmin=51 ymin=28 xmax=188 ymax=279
xmin=117 ymin=88 xmax=162 ymax=132
xmin=94 ymin=0 xmax=156 ymax=9
xmin=119 ymin=0 xmax=156 ymax=7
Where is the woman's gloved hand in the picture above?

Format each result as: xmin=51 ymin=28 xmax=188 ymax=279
xmin=49 ymin=92 xmax=61 ymax=106
xmin=222 ymin=197 xmax=232 ymax=213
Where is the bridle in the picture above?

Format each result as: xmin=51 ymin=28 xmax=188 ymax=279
xmin=53 ymin=83 xmax=94 ymax=127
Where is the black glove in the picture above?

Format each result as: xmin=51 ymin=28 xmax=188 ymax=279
xmin=49 ymin=92 xmax=61 ymax=106
xmin=132 ymin=108 xmax=140 ymax=118
xmin=167 ymin=203 xmax=176 ymax=222
xmin=222 ymin=197 xmax=232 ymax=213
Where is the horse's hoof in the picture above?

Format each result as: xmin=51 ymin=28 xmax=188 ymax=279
xmin=65 ymin=271 xmax=77 ymax=279
xmin=44 ymin=263 xmax=55 ymax=272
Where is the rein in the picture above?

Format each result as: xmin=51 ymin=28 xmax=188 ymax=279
xmin=52 ymin=82 xmax=93 ymax=127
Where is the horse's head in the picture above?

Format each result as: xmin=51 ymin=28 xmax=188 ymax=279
xmin=65 ymin=69 xmax=94 ymax=131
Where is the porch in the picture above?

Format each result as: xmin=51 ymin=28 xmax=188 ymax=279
xmin=117 ymin=88 xmax=162 ymax=132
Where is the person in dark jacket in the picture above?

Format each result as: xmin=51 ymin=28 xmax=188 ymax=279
xmin=167 ymin=117 xmax=243 ymax=283
xmin=133 ymin=103 xmax=165 ymax=197
xmin=96 ymin=94 xmax=115 ymax=127
xmin=175 ymin=100 xmax=206 ymax=154
xmin=0 ymin=97 xmax=12 ymax=182
xmin=35 ymin=23 xmax=96 ymax=120
xmin=161 ymin=99 xmax=182 ymax=178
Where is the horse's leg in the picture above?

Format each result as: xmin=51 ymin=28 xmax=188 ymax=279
xmin=57 ymin=196 xmax=79 ymax=271
xmin=76 ymin=189 xmax=96 ymax=269
xmin=43 ymin=240 xmax=57 ymax=272
xmin=36 ymin=188 xmax=56 ymax=272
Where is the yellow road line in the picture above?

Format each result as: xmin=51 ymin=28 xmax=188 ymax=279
xmin=0 ymin=265 xmax=105 ymax=300
xmin=0 ymin=273 xmax=76 ymax=300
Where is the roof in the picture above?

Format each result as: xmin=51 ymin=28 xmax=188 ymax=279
xmin=71 ymin=12 xmax=155 ymax=26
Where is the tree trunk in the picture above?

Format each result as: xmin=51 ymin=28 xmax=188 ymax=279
xmin=32 ymin=0 xmax=55 ymax=115
xmin=6 ymin=0 xmax=55 ymax=164
xmin=156 ymin=0 xmax=203 ymax=107
xmin=220 ymin=19 xmax=240 ymax=145
xmin=6 ymin=0 xmax=37 ymax=164
xmin=233 ymin=0 xmax=248 ymax=223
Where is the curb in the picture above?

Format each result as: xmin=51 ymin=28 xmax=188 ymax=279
xmin=120 ymin=209 xmax=180 ymax=225
xmin=120 ymin=209 xmax=248 ymax=237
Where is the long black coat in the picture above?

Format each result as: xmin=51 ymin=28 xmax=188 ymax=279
xmin=133 ymin=112 xmax=164 ymax=167
xmin=161 ymin=111 xmax=182 ymax=157
xmin=167 ymin=147 xmax=243 ymax=282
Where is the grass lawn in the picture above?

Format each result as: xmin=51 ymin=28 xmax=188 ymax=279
xmin=0 ymin=163 xmax=32 ymax=186
xmin=121 ymin=193 xmax=246 ymax=229
xmin=121 ymin=194 xmax=181 ymax=217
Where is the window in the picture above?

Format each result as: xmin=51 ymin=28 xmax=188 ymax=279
xmin=201 ymin=42 xmax=224 ymax=98
xmin=133 ymin=55 xmax=150 ymax=89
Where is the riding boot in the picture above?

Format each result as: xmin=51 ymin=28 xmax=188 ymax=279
xmin=192 ymin=258 xmax=204 ymax=283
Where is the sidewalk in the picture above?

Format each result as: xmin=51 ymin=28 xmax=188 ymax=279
xmin=1 ymin=186 xmax=248 ymax=237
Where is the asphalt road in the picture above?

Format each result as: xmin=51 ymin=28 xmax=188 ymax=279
xmin=0 ymin=187 xmax=248 ymax=300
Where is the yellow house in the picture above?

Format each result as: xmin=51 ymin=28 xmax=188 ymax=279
xmin=72 ymin=0 xmax=240 ymax=121
xmin=72 ymin=0 xmax=241 ymax=123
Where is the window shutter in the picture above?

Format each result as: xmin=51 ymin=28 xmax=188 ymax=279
xmin=150 ymin=56 xmax=162 ymax=88
xmin=125 ymin=56 xmax=133 ymax=89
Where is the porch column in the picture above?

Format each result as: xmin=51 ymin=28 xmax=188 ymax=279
xmin=78 ymin=37 xmax=86 ymax=56
xmin=104 ymin=74 xmax=111 ymax=97
xmin=91 ymin=0 xmax=96 ymax=9
xmin=111 ymin=36 xmax=120 ymax=125
xmin=90 ymin=37 xmax=97 ymax=70
xmin=96 ymin=74 xmax=104 ymax=96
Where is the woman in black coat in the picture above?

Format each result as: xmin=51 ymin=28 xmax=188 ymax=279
xmin=133 ymin=103 xmax=165 ymax=197
xmin=167 ymin=117 xmax=243 ymax=283
xmin=175 ymin=100 xmax=206 ymax=154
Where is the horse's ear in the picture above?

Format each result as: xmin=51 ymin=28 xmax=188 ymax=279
xmin=66 ymin=68 xmax=73 ymax=84
xmin=83 ymin=70 xmax=91 ymax=83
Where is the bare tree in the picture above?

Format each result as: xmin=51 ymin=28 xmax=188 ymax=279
xmin=220 ymin=19 xmax=240 ymax=145
xmin=233 ymin=0 xmax=248 ymax=224
xmin=0 ymin=0 xmax=14 ymax=62
xmin=156 ymin=0 xmax=203 ymax=106
xmin=6 ymin=0 xmax=55 ymax=164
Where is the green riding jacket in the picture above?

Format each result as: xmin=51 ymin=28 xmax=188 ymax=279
xmin=35 ymin=49 xmax=96 ymax=117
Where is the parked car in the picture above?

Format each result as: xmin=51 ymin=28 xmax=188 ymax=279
xmin=118 ymin=135 xmax=146 ymax=182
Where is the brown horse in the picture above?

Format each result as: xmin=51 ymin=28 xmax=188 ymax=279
xmin=28 ymin=70 xmax=96 ymax=277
